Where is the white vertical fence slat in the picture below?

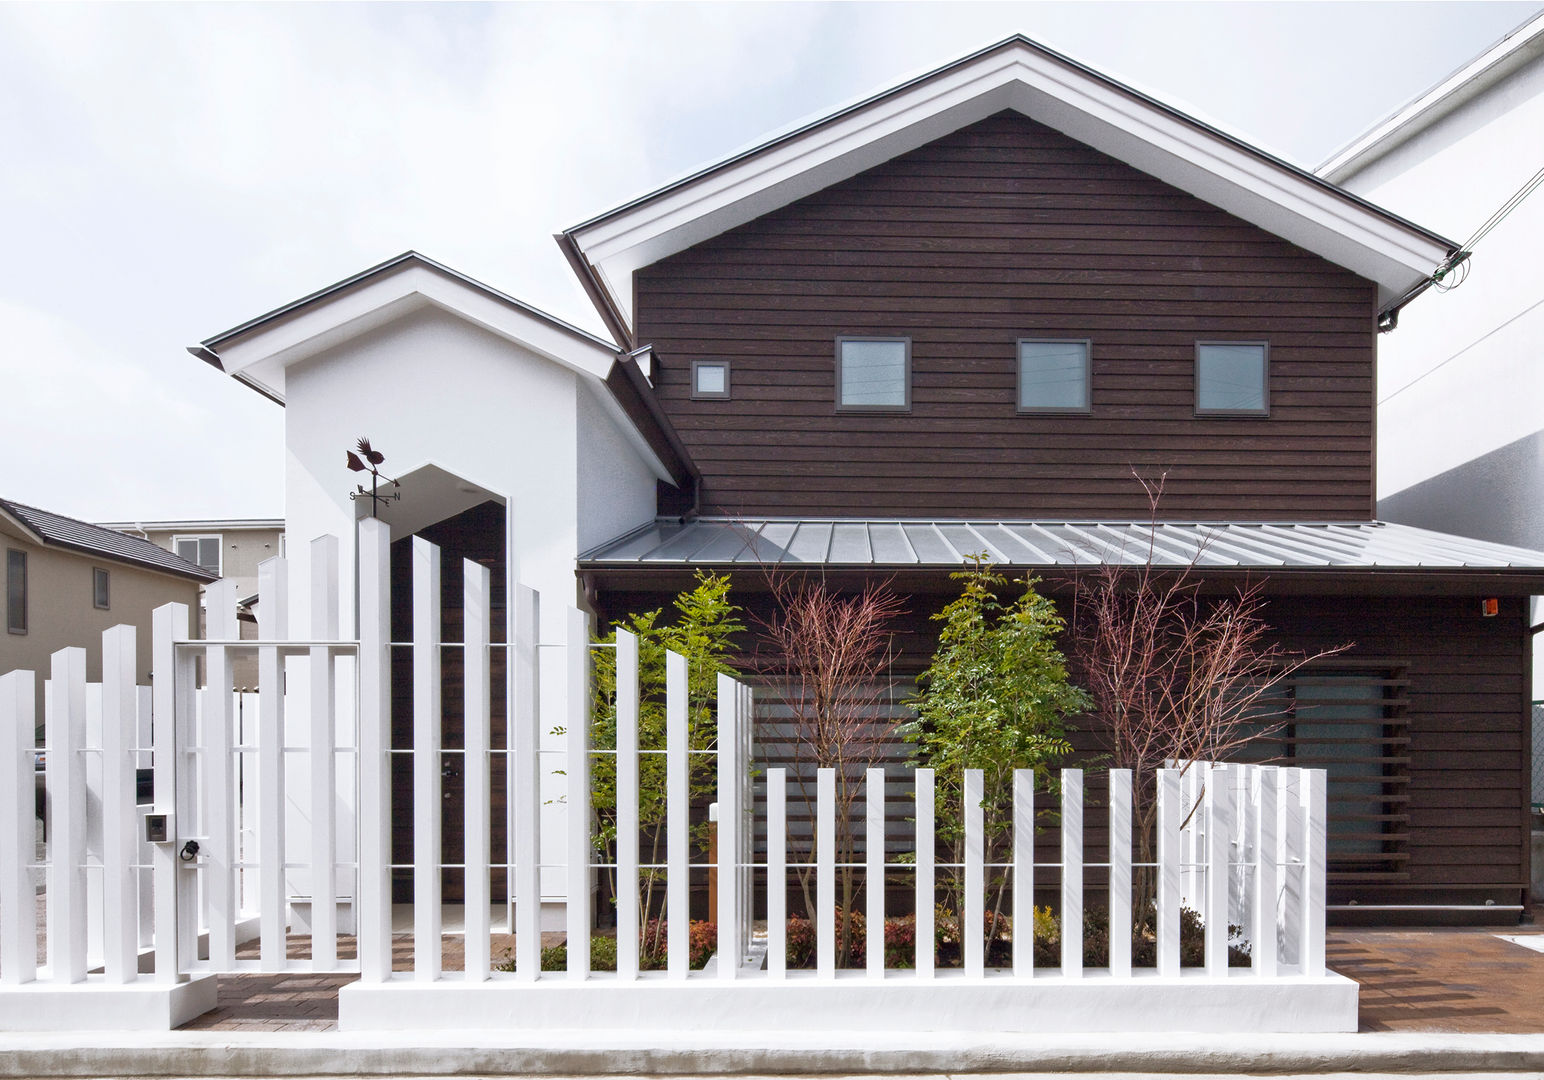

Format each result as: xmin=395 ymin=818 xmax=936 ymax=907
xmin=101 ymin=625 xmax=138 ymax=983
xmin=150 ymin=602 xmax=187 ymax=983
xmin=48 ymin=648 xmax=87 ymax=983
xmin=1108 ymin=768 xmax=1132 ymax=977
xmin=255 ymin=556 xmax=288 ymax=971
xmin=510 ymin=583 xmax=541 ymax=981
xmin=412 ymin=537 xmax=442 ymax=981
xmin=665 ymin=650 xmax=688 ymax=980
xmin=614 ymin=629 xmax=640 ymax=982
xmin=1060 ymin=769 xmax=1083 ymax=978
xmin=174 ymin=621 xmax=198 ymax=971
xmin=1280 ymin=767 xmax=1304 ymax=969
xmin=1012 ymin=769 xmax=1033 ymax=975
xmin=1205 ymin=765 xmax=1232 ymax=977
xmin=204 ymin=579 xmax=238 ymax=970
xmin=738 ymin=684 xmax=753 ymax=956
xmin=1302 ymin=769 xmax=1327 ymax=976
xmin=816 ymin=767 xmax=835 ymax=979
xmin=310 ymin=537 xmax=339 ymax=970
xmin=715 ymin=672 xmax=739 ymax=981
xmin=356 ymin=519 xmax=392 ymax=984
xmin=1156 ymin=767 xmax=1181 ymax=977
xmin=1 ymin=670 xmax=37 ymax=985
xmin=463 ymin=559 xmax=491 ymax=982
xmin=914 ymin=768 xmax=934 ymax=978
xmin=865 ymin=767 xmax=884 ymax=977
xmin=1233 ymin=767 xmax=1253 ymax=938
xmin=766 ymin=767 xmax=786 ymax=979
xmin=1253 ymin=766 xmax=1279 ymax=976
xmin=565 ymin=606 xmax=590 ymax=981
xmin=962 ymin=768 xmax=983 ymax=978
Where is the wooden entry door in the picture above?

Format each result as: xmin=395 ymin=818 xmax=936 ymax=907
xmin=389 ymin=501 xmax=509 ymax=904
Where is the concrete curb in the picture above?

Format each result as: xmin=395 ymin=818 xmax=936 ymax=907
xmin=2 ymin=1031 xmax=1544 ymax=1076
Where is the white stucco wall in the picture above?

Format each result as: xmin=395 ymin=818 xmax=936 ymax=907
xmin=576 ymin=382 xmax=659 ymax=554
xmin=1337 ymin=53 xmax=1544 ymax=502
xmin=1335 ymin=49 xmax=1544 ymax=693
xmin=276 ymin=300 xmax=659 ymax=909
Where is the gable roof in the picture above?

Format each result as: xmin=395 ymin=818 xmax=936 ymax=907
xmin=192 ymin=252 xmax=696 ymax=490
xmin=561 ymin=34 xmax=1458 ymax=345
xmin=0 ymin=499 xmax=218 ymax=583
xmin=1318 ymin=11 xmax=1544 ymax=184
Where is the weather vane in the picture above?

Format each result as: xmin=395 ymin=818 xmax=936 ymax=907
xmin=346 ymin=437 xmax=401 ymax=516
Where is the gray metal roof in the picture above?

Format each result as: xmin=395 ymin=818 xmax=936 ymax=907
xmin=580 ymin=517 xmax=1544 ymax=572
xmin=0 ymin=499 xmax=218 ymax=582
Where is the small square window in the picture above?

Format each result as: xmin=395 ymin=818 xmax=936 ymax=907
xmin=93 ymin=567 xmax=110 ymax=611
xmin=691 ymin=360 xmax=730 ymax=400
xmin=837 ymin=337 xmax=910 ymax=411
xmin=175 ymin=535 xmax=222 ymax=576
xmin=1196 ymin=341 xmax=1268 ymax=415
xmin=1018 ymin=339 xmax=1091 ymax=412
xmin=6 ymin=549 xmax=25 ymax=635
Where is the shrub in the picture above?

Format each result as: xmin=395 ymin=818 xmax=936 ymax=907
xmin=530 ymin=920 xmax=718 ymax=973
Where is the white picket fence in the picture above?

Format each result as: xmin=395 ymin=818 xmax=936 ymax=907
xmin=0 ymin=517 xmax=1354 ymax=1033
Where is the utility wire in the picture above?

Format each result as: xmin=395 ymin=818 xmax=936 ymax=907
xmin=1430 ymin=162 xmax=1544 ymax=286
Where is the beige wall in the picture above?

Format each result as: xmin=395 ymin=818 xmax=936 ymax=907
xmin=136 ymin=527 xmax=284 ymax=601
xmin=1 ymin=527 xmax=203 ymax=718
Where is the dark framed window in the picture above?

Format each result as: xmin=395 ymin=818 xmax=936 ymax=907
xmin=1238 ymin=666 xmax=1409 ymax=879
xmin=691 ymin=360 xmax=731 ymax=400
xmin=93 ymin=567 xmax=110 ymax=611
xmin=6 ymin=549 xmax=25 ymax=634
xmin=1196 ymin=341 xmax=1268 ymax=415
xmin=1018 ymin=338 xmax=1092 ymax=412
xmin=836 ymin=336 xmax=910 ymax=412
xmin=175 ymin=535 xmax=221 ymax=576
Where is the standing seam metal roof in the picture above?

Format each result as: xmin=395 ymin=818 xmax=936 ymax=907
xmin=579 ymin=517 xmax=1544 ymax=571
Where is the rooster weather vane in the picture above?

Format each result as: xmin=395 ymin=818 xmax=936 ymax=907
xmin=346 ymin=437 xmax=401 ymax=516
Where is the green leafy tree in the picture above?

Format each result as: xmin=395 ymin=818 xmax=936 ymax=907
xmin=589 ymin=572 xmax=744 ymax=953
xmin=906 ymin=556 xmax=1088 ymax=920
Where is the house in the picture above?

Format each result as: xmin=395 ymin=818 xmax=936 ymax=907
xmin=1317 ymin=11 xmax=1544 ymax=815
xmin=194 ymin=35 xmax=1544 ymax=924
xmin=0 ymin=497 xmax=214 ymax=705
xmin=97 ymin=518 xmax=286 ymax=689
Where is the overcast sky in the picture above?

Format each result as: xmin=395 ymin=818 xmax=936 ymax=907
xmin=1 ymin=1 xmax=1538 ymax=523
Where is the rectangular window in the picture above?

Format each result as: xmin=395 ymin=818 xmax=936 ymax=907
xmin=174 ymin=535 xmax=221 ymax=576
xmin=93 ymin=567 xmax=110 ymax=610
xmin=691 ymin=360 xmax=730 ymax=400
xmin=1018 ymin=338 xmax=1091 ymax=412
xmin=1239 ymin=667 xmax=1409 ymax=878
xmin=6 ymin=549 xmax=24 ymax=634
xmin=1196 ymin=341 xmax=1268 ymax=415
xmin=836 ymin=337 xmax=910 ymax=411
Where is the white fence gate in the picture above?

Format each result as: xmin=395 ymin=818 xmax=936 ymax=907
xmin=0 ymin=517 xmax=1355 ymax=1034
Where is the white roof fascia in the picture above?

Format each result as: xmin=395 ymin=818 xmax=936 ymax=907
xmin=96 ymin=519 xmax=284 ymax=532
xmin=1319 ymin=11 xmax=1544 ymax=183
xmin=570 ymin=43 xmax=1454 ymax=323
xmin=214 ymin=263 xmax=619 ymax=402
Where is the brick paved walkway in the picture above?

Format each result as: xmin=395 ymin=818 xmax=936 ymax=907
xmin=1328 ymin=927 xmax=1544 ymax=1033
xmin=171 ymin=926 xmax=1544 ymax=1033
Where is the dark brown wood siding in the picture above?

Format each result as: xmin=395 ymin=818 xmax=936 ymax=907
xmin=594 ymin=579 xmax=1531 ymax=921
xmin=635 ymin=112 xmax=1380 ymax=520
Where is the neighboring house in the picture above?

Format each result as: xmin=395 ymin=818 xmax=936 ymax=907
xmin=195 ymin=35 xmax=1544 ymax=922
xmin=1319 ymin=12 xmax=1544 ymax=811
xmin=0 ymin=497 xmax=215 ymax=708
xmin=98 ymin=518 xmax=285 ymax=688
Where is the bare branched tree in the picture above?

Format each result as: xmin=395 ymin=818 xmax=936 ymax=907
xmin=752 ymin=573 xmax=906 ymax=965
xmin=1071 ymin=472 xmax=1350 ymax=905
